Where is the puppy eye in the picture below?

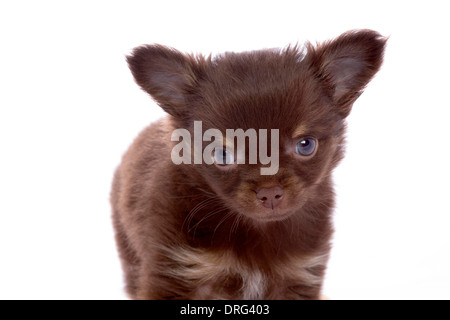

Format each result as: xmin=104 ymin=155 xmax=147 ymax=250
xmin=295 ymin=137 xmax=318 ymax=158
xmin=212 ymin=147 xmax=235 ymax=166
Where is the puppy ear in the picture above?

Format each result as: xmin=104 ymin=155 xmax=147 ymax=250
xmin=310 ymin=30 xmax=387 ymax=117
xmin=127 ymin=45 xmax=201 ymax=118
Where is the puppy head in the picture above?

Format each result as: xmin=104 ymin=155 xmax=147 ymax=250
xmin=127 ymin=30 xmax=386 ymax=222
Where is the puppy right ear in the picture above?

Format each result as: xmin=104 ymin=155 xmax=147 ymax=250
xmin=307 ymin=30 xmax=387 ymax=118
xmin=127 ymin=45 xmax=201 ymax=118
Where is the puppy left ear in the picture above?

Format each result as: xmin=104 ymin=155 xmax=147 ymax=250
xmin=127 ymin=44 xmax=203 ymax=119
xmin=310 ymin=30 xmax=387 ymax=117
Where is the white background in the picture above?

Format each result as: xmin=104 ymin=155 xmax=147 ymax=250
xmin=1 ymin=0 xmax=449 ymax=300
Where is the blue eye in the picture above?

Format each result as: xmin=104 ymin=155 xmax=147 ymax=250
xmin=295 ymin=138 xmax=317 ymax=157
xmin=213 ymin=147 xmax=234 ymax=166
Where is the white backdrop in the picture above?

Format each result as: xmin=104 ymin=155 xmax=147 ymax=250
xmin=1 ymin=0 xmax=449 ymax=300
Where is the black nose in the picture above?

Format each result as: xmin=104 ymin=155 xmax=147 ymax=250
xmin=256 ymin=186 xmax=284 ymax=209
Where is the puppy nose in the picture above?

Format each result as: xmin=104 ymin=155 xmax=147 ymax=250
xmin=256 ymin=186 xmax=284 ymax=209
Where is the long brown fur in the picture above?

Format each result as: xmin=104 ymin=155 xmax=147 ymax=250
xmin=111 ymin=30 xmax=386 ymax=299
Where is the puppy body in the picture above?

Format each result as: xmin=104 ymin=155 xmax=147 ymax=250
xmin=111 ymin=30 xmax=386 ymax=299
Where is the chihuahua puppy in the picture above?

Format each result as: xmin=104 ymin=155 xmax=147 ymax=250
xmin=111 ymin=30 xmax=386 ymax=299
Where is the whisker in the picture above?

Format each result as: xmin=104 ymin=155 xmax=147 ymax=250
xmin=182 ymin=196 xmax=224 ymax=233
xmin=166 ymin=194 xmax=205 ymax=199
xmin=212 ymin=211 xmax=235 ymax=240
xmin=229 ymin=214 xmax=243 ymax=242
xmin=189 ymin=205 xmax=223 ymax=233
xmin=181 ymin=198 xmax=218 ymax=233
xmin=191 ymin=206 xmax=228 ymax=239
xmin=196 ymin=187 xmax=216 ymax=197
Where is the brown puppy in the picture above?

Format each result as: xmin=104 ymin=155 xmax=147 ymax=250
xmin=111 ymin=30 xmax=386 ymax=299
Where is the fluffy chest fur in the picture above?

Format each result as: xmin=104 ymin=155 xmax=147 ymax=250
xmin=157 ymin=245 xmax=329 ymax=300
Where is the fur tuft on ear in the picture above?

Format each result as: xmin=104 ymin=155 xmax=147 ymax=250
xmin=309 ymin=29 xmax=387 ymax=117
xmin=127 ymin=45 xmax=202 ymax=118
